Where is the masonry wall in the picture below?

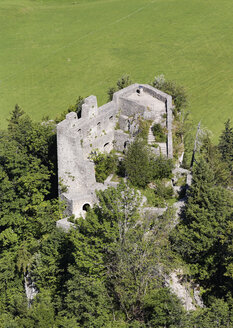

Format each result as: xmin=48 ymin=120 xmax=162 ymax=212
xmin=142 ymin=84 xmax=168 ymax=102
xmin=140 ymin=84 xmax=173 ymax=158
xmin=166 ymin=95 xmax=173 ymax=158
xmin=77 ymin=103 xmax=117 ymax=157
xmin=119 ymin=97 xmax=146 ymax=117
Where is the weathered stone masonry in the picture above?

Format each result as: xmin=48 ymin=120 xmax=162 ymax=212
xmin=57 ymin=84 xmax=173 ymax=218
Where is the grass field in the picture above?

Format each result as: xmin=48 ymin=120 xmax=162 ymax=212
xmin=1 ymin=0 xmax=233 ymax=140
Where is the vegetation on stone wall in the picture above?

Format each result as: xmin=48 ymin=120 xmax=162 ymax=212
xmin=137 ymin=117 xmax=152 ymax=141
xmin=153 ymin=180 xmax=174 ymax=207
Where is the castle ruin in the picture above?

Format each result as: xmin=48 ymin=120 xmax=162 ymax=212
xmin=57 ymin=84 xmax=173 ymax=220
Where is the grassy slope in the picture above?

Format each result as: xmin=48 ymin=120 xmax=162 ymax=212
xmin=0 ymin=0 xmax=233 ymax=140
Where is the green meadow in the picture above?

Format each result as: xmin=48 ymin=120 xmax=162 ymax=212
xmin=1 ymin=0 xmax=233 ymax=139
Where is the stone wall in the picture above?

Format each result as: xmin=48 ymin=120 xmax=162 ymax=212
xmin=114 ymin=130 xmax=132 ymax=152
xmin=112 ymin=83 xmax=138 ymax=108
xmin=166 ymin=95 xmax=173 ymax=158
xmin=119 ymin=97 xmax=146 ymax=117
xmin=141 ymin=84 xmax=168 ymax=102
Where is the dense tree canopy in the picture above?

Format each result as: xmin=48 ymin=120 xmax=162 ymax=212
xmin=0 ymin=107 xmax=64 ymax=326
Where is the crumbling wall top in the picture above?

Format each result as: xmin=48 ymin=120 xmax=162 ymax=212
xmin=81 ymin=95 xmax=98 ymax=119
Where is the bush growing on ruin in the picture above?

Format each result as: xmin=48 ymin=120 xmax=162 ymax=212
xmin=137 ymin=118 xmax=152 ymax=141
xmin=92 ymin=151 xmax=118 ymax=183
xmin=154 ymin=180 xmax=173 ymax=200
xmin=151 ymin=123 xmax=167 ymax=142
xmin=124 ymin=139 xmax=173 ymax=188
xmin=153 ymin=180 xmax=174 ymax=207
xmin=151 ymin=155 xmax=173 ymax=180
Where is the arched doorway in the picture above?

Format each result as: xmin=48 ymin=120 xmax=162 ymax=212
xmin=82 ymin=203 xmax=91 ymax=212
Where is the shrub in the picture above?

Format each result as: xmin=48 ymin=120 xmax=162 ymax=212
xmin=151 ymin=123 xmax=167 ymax=142
xmin=143 ymin=288 xmax=184 ymax=327
xmin=154 ymin=196 xmax=166 ymax=208
xmin=124 ymin=140 xmax=173 ymax=188
xmin=92 ymin=151 xmax=117 ymax=183
xmin=152 ymin=156 xmax=173 ymax=180
xmin=137 ymin=118 xmax=151 ymax=141
xmin=141 ymin=187 xmax=157 ymax=206
xmin=152 ymin=74 xmax=187 ymax=115
xmin=154 ymin=180 xmax=173 ymax=200
xmin=67 ymin=215 xmax=76 ymax=223
xmin=152 ymin=180 xmax=174 ymax=207
xmin=116 ymin=159 xmax=126 ymax=177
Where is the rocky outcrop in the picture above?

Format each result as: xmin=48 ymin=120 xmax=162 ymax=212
xmin=24 ymin=273 xmax=37 ymax=308
xmin=165 ymin=269 xmax=204 ymax=311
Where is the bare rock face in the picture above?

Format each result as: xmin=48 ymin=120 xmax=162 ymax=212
xmin=193 ymin=287 xmax=204 ymax=308
xmin=24 ymin=273 xmax=38 ymax=307
xmin=56 ymin=217 xmax=75 ymax=231
xmin=166 ymin=269 xmax=204 ymax=311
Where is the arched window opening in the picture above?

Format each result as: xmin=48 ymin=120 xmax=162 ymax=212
xmin=97 ymin=122 xmax=101 ymax=130
xmin=82 ymin=203 xmax=91 ymax=212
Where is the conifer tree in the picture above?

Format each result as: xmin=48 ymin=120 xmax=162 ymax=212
xmin=218 ymin=119 xmax=233 ymax=171
xmin=124 ymin=138 xmax=152 ymax=188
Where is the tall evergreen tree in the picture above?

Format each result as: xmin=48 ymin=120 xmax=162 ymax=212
xmin=124 ymin=139 xmax=152 ymax=188
xmin=218 ymin=119 xmax=233 ymax=171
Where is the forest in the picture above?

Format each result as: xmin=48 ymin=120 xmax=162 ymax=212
xmin=0 ymin=77 xmax=233 ymax=327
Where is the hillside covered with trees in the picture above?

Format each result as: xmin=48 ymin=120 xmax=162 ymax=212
xmin=0 ymin=78 xmax=233 ymax=327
